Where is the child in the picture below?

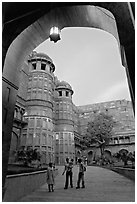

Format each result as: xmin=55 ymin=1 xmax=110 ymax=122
xmin=47 ymin=162 xmax=55 ymax=192
xmin=76 ymin=158 xmax=86 ymax=189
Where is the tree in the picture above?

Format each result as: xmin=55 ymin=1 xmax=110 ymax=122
xmin=118 ymin=150 xmax=135 ymax=167
xmin=128 ymin=151 xmax=135 ymax=168
xmin=85 ymin=112 xmax=116 ymax=156
xmin=118 ymin=149 xmax=129 ymax=166
xmin=15 ymin=147 xmax=41 ymax=167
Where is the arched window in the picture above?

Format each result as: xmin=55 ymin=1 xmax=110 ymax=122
xmin=125 ymin=136 xmax=130 ymax=143
xmin=114 ymin=138 xmax=118 ymax=144
xmin=88 ymin=151 xmax=93 ymax=156
xmin=104 ymin=150 xmax=111 ymax=156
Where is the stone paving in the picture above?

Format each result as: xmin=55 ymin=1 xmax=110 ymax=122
xmin=18 ymin=165 xmax=135 ymax=202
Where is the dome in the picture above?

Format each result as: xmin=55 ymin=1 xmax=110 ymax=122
xmin=56 ymin=81 xmax=73 ymax=90
xmin=36 ymin=52 xmax=53 ymax=63
xmin=28 ymin=52 xmax=53 ymax=63
xmin=56 ymin=81 xmax=74 ymax=95
xmin=28 ymin=51 xmax=55 ymax=71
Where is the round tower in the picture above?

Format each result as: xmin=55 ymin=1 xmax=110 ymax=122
xmin=54 ymin=81 xmax=75 ymax=164
xmin=22 ymin=52 xmax=55 ymax=164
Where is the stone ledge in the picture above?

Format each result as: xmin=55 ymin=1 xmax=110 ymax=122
xmin=110 ymin=167 xmax=135 ymax=181
xmin=101 ymin=166 xmax=135 ymax=181
xmin=3 ymin=168 xmax=58 ymax=202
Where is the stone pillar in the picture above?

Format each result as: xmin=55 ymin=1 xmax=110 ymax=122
xmin=120 ymin=45 xmax=135 ymax=114
xmin=117 ymin=137 xmax=120 ymax=144
xmin=37 ymin=61 xmax=41 ymax=70
xmin=2 ymin=73 xmax=19 ymax=197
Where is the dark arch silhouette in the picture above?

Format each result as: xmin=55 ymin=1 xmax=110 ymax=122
xmin=88 ymin=151 xmax=93 ymax=155
xmin=2 ymin=3 xmax=135 ymax=198
xmin=104 ymin=150 xmax=112 ymax=156
xmin=119 ymin=149 xmax=129 ymax=154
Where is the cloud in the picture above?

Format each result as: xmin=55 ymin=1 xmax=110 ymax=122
xmin=94 ymin=82 xmax=131 ymax=103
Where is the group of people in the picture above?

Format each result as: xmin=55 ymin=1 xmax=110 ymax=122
xmin=46 ymin=158 xmax=86 ymax=192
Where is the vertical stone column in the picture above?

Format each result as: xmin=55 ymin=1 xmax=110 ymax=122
xmin=2 ymin=61 xmax=20 ymax=197
xmin=37 ymin=61 xmax=41 ymax=70
xmin=120 ymin=45 xmax=135 ymax=114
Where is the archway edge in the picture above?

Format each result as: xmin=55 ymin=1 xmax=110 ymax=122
xmin=2 ymin=3 xmax=134 ymax=195
xmin=88 ymin=150 xmax=93 ymax=154
xmin=3 ymin=2 xmax=134 ymax=55
xmin=3 ymin=5 xmax=120 ymax=87
xmin=2 ymin=2 xmax=135 ymax=107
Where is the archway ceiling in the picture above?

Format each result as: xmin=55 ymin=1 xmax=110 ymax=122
xmin=2 ymin=3 xmax=135 ymax=99
xmin=3 ymin=2 xmax=134 ymax=48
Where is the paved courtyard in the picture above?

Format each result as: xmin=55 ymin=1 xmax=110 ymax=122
xmin=18 ymin=165 xmax=135 ymax=202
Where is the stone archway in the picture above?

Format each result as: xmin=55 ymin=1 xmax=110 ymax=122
xmin=104 ymin=149 xmax=112 ymax=156
xmin=2 ymin=3 xmax=135 ymax=194
xmin=104 ymin=150 xmax=112 ymax=162
xmin=119 ymin=148 xmax=129 ymax=154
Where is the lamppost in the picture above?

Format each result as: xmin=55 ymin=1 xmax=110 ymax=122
xmin=49 ymin=26 xmax=61 ymax=43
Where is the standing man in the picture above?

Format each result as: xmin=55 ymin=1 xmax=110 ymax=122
xmin=76 ymin=158 xmax=86 ymax=189
xmin=62 ymin=158 xmax=73 ymax=189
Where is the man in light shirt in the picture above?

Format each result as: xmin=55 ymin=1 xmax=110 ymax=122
xmin=62 ymin=158 xmax=73 ymax=189
xmin=76 ymin=158 xmax=86 ymax=189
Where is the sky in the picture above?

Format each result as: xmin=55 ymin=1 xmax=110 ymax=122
xmin=35 ymin=27 xmax=131 ymax=106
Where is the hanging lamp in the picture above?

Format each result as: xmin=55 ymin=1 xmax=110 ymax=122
xmin=49 ymin=26 xmax=61 ymax=43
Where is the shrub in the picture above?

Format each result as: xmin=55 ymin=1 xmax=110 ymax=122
xmin=15 ymin=148 xmax=41 ymax=167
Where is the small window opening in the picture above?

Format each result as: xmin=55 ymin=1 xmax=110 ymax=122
xmin=32 ymin=63 xmax=36 ymax=70
xmin=66 ymin=91 xmax=69 ymax=97
xmin=59 ymin=91 xmax=62 ymax=96
xmin=50 ymin=67 xmax=52 ymax=73
xmin=41 ymin=63 xmax=46 ymax=70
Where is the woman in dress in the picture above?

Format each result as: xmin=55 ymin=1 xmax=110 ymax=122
xmin=47 ymin=162 xmax=55 ymax=192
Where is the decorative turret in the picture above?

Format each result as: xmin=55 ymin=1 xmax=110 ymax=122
xmin=28 ymin=52 xmax=55 ymax=74
xmin=54 ymin=80 xmax=75 ymax=164
xmin=22 ymin=52 xmax=56 ymax=164
xmin=55 ymin=80 xmax=74 ymax=98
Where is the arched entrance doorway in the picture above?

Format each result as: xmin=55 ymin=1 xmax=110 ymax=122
xmin=119 ymin=148 xmax=129 ymax=155
xmin=104 ymin=150 xmax=112 ymax=156
xmin=2 ymin=3 xmax=135 ymax=195
xmin=88 ymin=150 xmax=93 ymax=164
xmin=75 ymin=150 xmax=81 ymax=164
xmin=104 ymin=150 xmax=112 ymax=162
